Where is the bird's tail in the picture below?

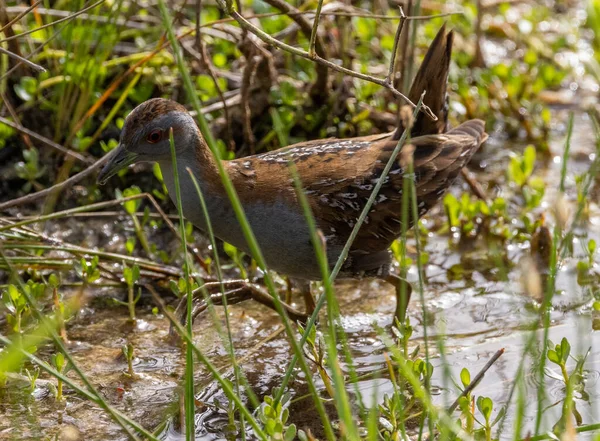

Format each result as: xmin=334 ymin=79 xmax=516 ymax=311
xmin=393 ymin=24 xmax=453 ymax=140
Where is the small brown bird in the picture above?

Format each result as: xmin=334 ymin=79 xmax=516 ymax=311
xmin=98 ymin=25 xmax=488 ymax=322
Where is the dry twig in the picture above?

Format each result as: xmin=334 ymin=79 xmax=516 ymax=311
xmin=217 ymin=4 xmax=437 ymax=121
xmin=448 ymin=348 xmax=505 ymax=413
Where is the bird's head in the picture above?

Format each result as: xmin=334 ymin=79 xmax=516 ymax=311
xmin=97 ymin=98 xmax=197 ymax=184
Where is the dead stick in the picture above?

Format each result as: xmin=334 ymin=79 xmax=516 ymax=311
xmin=0 ymin=116 xmax=93 ymax=163
xmin=448 ymin=348 xmax=505 ymax=413
xmin=460 ymin=168 xmax=488 ymax=201
xmin=0 ymin=150 xmax=114 ymax=212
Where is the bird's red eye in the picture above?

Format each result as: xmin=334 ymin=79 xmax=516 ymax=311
xmin=147 ymin=129 xmax=162 ymax=143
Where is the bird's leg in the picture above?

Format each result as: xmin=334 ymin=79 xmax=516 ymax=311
xmin=298 ymin=280 xmax=316 ymax=314
xmin=383 ymin=274 xmax=413 ymax=323
xmin=285 ymin=276 xmax=293 ymax=304
xmin=288 ymin=278 xmax=316 ymax=314
xmin=172 ymin=279 xmax=308 ymax=334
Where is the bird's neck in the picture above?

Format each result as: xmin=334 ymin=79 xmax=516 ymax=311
xmin=157 ymin=130 xmax=231 ymax=233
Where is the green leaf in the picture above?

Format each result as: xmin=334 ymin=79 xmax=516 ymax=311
xmin=476 ymin=396 xmax=493 ymax=422
xmin=264 ymin=404 xmax=275 ymax=419
xmin=588 ymin=239 xmax=596 ymax=255
xmin=460 ymin=368 xmax=471 ymax=388
xmin=48 ymin=273 xmax=60 ymax=288
xmin=523 ymin=145 xmax=536 ymax=179
xmin=284 ymin=424 xmax=297 ymax=441
xmin=122 ymin=186 xmax=142 ymax=214
xmin=123 ymin=266 xmax=133 ymax=285
xmin=444 ymin=193 xmax=460 ymax=227
xmin=126 ymin=237 xmax=136 ymax=255
xmin=508 ymin=156 xmax=524 ymax=186
xmin=547 ymin=349 xmax=560 ymax=364
xmin=14 ymin=76 xmax=38 ymax=102
xmin=52 ymin=352 xmax=65 ymax=371
xmin=212 ymin=53 xmax=227 ymax=68
xmin=265 ymin=418 xmax=276 ymax=435
xmin=560 ymin=338 xmax=570 ymax=363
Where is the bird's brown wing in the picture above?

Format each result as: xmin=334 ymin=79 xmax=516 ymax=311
xmin=227 ymin=120 xmax=486 ymax=265
xmin=227 ymin=133 xmax=390 ymax=204
xmin=311 ymin=119 xmax=488 ymax=258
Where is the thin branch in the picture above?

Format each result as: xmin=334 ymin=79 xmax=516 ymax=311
xmin=200 ymin=9 xmax=462 ymax=28
xmin=308 ymin=0 xmax=324 ymax=58
xmin=0 ymin=0 xmax=42 ymax=33
xmin=460 ymin=168 xmax=488 ymax=201
xmin=228 ymin=9 xmax=437 ymax=121
xmin=0 ymin=0 xmax=106 ymax=44
xmin=0 ymin=149 xmax=112 ymax=212
xmin=0 ymin=116 xmax=93 ymax=164
xmin=448 ymin=348 xmax=505 ymax=413
xmin=0 ymin=46 xmax=45 ymax=72
xmin=385 ymin=6 xmax=406 ymax=85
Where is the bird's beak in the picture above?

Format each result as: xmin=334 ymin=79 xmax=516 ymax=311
xmin=97 ymin=144 xmax=139 ymax=185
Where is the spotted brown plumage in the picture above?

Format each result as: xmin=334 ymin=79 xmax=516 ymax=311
xmin=227 ymin=120 xmax=487 ymax=276
xmin=97 ymin=25 xmax=488 ymax=322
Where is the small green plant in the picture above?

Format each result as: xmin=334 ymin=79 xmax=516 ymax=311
xmin=2 ymin=285 xmax=28 ymax=336
xmin=48 ymin=273 xmax=68 ymax=343
xmin=547 ymin=338 xmax=572 ymax=385
xmin=25 ymin=367 xmax=40 ymax=394
xmin=443 ymin=193 xmax=508 ymax=238
xmin=14 ymin=148 xmax=46 ymax=193
xmin=391 ymin=317 xmax=417 ymax=361
xmin=577 ymin=239 xmax=597 ymax=286
xmin=2 ymin=282 xmax=45 ymax=335
xmin=545 ymin=338 xmax=588 ymax=431
xmin=169 ymin=277 xmax=199 ymax=299
xmin=298 ymin=323 xmax=334 ymax=399
xmin=457 ymin=368 xmax=475 ymax=433
xmin=223 ymin=242 xmax=248 ymax=279
xmin=122 ymin=263 xmax=141 ymax=321
xmin=474 ymin=396 xmax=505 ymax=441
xmin=507 ymin=145 xmax=545 ymax=210
xmin=51 ymin=352 xmax=71 ymax=402
xmin=258 ymin=392 xmax=297 ymax=441
xmin=122 ymin=343 xmax=136 ymax=378
xmin=375 ymin=319 xmax=430 ymax=438
xmin=75 ymin=256 xmax=101 ymax=285
xmin=117 ymin=186 xmax=152 ymax=257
